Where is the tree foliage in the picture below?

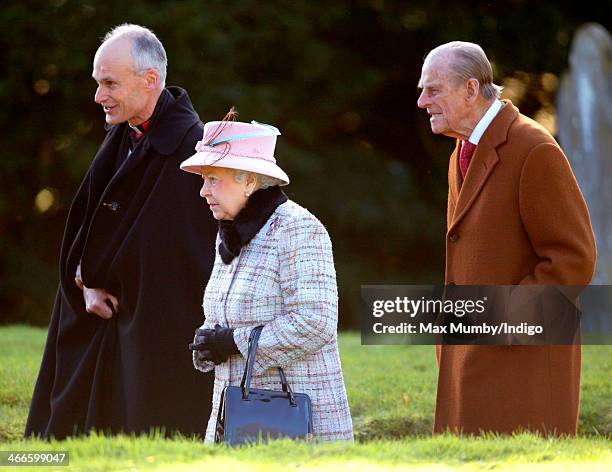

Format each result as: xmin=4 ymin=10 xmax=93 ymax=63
xmin=0 ymin=0 xmax=608 ymax=325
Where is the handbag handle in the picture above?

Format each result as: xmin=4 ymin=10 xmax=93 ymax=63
xmin=240 ymin=325 xmax=297 ymax=406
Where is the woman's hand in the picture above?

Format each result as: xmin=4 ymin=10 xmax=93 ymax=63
xmin=189 ymin=324 xmax=239 ymax=364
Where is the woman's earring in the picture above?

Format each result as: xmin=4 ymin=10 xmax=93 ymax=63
xmin=245 ymin=191 xmax=251 ymax=197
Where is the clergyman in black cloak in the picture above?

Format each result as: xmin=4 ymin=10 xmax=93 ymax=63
xmin=25 ymin=24 xmax=216 ymax=439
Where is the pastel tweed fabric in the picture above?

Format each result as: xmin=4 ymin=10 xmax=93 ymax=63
xmin=194 ymin=200 xmax=354 ymax=443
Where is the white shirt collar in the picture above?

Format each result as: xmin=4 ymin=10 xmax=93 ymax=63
xmin=468 ymin=99 xmax=503 ymax=145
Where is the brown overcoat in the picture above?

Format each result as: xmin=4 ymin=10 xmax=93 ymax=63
xmin=435 ymin=100 xmax=596 ymax=435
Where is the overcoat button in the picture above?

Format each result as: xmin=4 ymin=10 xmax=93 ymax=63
xmin=449 ymin=233 xmax=459 ymax=242
xmin=102 ymin=201 xmax=120 ymax=211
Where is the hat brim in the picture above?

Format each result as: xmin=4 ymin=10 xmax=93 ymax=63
xmin=180 ymin=151 xmax=290 ymax=186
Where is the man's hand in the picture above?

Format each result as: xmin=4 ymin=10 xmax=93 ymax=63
xmin=75 ymin=263 xmax=84 ymax=290
xmin=82 ymin=286 xmax=118 ymax=319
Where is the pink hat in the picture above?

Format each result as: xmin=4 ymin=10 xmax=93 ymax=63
xmin=180 ymin=120 xmax=289 ymax=185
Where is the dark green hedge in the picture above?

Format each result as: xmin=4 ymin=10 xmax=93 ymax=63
xmin=1 ymin=0 xmax=608 ymax=326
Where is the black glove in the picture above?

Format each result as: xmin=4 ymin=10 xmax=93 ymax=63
xmin=189 ymin=324 xmax=239 ymax=365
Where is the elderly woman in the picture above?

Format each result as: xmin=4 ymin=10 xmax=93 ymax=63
xmin=180 ymin=118 xmax=353 ymax=443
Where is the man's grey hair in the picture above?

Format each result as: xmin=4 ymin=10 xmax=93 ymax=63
xmin=103 ymin=24 xmax=167 ymax=87
xmin=233 ymin=170 xmax=283 ymax=190
xmin=427 ymin=41 xmax=503 ymax=100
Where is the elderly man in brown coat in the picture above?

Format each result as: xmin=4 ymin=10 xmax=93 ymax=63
xmin=417 ymin=41 xmax=596 ymax=436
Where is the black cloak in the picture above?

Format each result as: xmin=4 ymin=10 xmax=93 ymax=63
xmin=25 ymin=87 xmax=216 ymax=439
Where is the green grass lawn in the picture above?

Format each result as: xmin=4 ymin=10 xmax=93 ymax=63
xmin=0 ymin=325 xmax=610 ymax=471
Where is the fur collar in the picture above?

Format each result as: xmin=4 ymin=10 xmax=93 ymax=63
xmin=218 ymin=186 xmax=287 ymax=264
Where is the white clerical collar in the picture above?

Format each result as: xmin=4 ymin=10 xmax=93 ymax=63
xmin=468 ymin=99 xmax=503 ymax=145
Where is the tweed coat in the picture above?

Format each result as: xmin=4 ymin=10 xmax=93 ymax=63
xmin=194 ymin=199 xmax=354 ymax=443
xmin=435 ymin=100 xmax=596 ymax=435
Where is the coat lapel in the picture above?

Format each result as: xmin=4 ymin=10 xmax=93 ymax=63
xmin=449 ymin=101 xmax=518 ymax=231
xmin=112 ymin=137 xmax=150 ymax=181
xmin=110 ymin=87 xmax=200 ymax=182
xmin=88 ymin=125 xmax=127 ymax=203
xmin=450 ymin=141 xmax=500 ymax=229
xmin=449 ymin=140 xmax=462 ymax=204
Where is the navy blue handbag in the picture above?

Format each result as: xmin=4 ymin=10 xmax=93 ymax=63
xmin=215 ymin=325 xmax=313 ymax=445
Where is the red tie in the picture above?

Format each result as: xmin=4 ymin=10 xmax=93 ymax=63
xmin=128 ymin=119 xmax=151 ymax=149
xmin=459 ymin=140 xmax=477 ymax=178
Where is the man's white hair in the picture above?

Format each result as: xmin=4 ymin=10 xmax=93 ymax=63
xmin=103 ymin=24 xmax=167 ymax=87
xmin=426 ymin=41 xmax=503 ymax=100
